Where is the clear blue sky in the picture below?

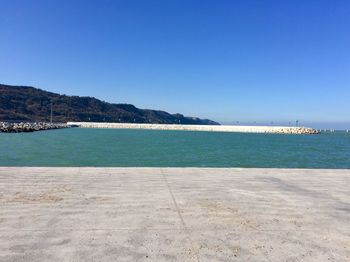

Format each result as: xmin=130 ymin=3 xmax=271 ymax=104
xmin=1 ymin=0 xmax=349 ymax=129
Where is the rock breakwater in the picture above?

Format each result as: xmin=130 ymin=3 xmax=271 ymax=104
xmin=274 ymin=127 xmax=319 ymax=134
xmin=68 ymin=122 xmax=320 ymax=134
xmin=0 ymin=122 xmax=71 ymax=133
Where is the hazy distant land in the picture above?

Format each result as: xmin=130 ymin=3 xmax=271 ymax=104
xmin=0 ymin=84 xmax=218 ymax=125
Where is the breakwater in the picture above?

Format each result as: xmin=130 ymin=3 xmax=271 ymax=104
xmin=67 ymin=122 xmax=319 ymax=134
xmin=0 ymin=122 xmax=70 ymax=133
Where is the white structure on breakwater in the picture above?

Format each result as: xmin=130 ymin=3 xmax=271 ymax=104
xmin=67 ymin=122 xmax=319 ymax=134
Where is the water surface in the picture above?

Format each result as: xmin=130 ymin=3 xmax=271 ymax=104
xmin=1 ymin=128 xmax=349 ymax=168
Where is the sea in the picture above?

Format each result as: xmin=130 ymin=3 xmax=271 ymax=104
xmin=1 ymin=128 xmax=349 ymax=168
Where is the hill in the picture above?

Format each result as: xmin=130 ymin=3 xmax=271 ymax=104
xmin=0 ymin=84 xmax=219 ymax=125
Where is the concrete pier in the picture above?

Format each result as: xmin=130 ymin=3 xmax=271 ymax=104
xmin=67 ymin=122 xmax=319 ymax=134
xmin=0 ymin=167 xmax=349 ymax=261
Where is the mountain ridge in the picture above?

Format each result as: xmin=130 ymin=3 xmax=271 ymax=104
xmin=0 ymin=84 xmax=219 ymax=125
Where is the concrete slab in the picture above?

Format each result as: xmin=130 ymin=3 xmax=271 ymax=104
xmin=0 ymin=167 xmax=349 ymax=261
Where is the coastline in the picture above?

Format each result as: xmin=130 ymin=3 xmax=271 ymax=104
xmin=67 ymin=122 xmax=319 ymax=134
xmin=1 ymin=167 xmax=348 ymax=261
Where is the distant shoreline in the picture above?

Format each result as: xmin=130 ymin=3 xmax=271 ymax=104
xmin=67 ymin=122 xmax=319 ymax=134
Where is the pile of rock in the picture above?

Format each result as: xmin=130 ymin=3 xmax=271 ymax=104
xmin=0 ymin=122 xmax=71 ymax=133
xmin=275 ymin=127 xmax=319 ymax=135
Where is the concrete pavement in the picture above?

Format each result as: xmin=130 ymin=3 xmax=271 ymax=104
xmin=0 ymin=167 xmax=349 ymax=261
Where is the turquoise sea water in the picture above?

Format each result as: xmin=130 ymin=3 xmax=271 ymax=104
xmin=1 ymin=128 xmax=349 ymax=168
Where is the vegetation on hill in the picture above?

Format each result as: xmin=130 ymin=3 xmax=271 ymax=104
xmin=0 ymin=84 xmax=219 ymax=125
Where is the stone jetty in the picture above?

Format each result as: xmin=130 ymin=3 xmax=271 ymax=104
xmin=0 ymin=122 xmax=70 ymax=133
xmin=68 ymin=122 xmax=320 ymax=134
